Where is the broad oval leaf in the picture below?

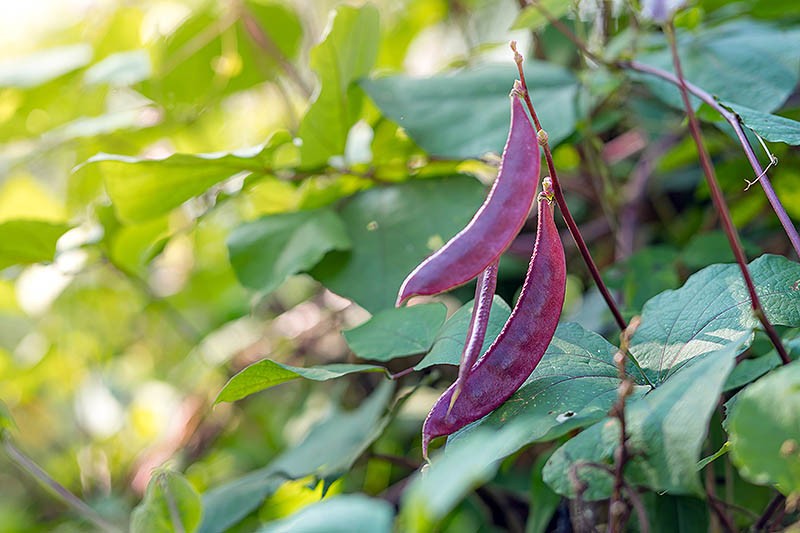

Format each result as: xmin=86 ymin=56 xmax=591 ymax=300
xmin=724 ymin=102 xmax=800 ymax=146
xmin=0 ymin=220 xmax=71 ymax=270
xmin=77 ymin=131 xmax=292 ymax=222
xmin=728 ymin=361 xmax=800 ymax=495
xmin=200 ymin=381 xmax=393 ymax=533
xmin=131 ymin=470 xmax=203 ymax=533
xmin=543 ymin=339 xmax=744 ymax=500
xmin=630 ymin=254 xmax=800 ymax=384
xmin=311 ymin=176 xmax=486 ymax=313
xmin=298 ymin=5 xmax=380 ymax=167
xmin=228 ymin=209 xmax=351 ymax=294
xmin=259 ymin=494 xmax=394 ymax=533
xmin=361 ymin=62 xmax=578 ymax=159
xmin=344 ymin=303 xmax=448 ymax=362
xmin=215 ymin=360 xmax=386 ymax=403
xmin=635 ymin=20 xmax=800 ymax=113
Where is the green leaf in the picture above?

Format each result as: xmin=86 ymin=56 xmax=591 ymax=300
xmin=728 ymin=362 xmax=800 ymax=495
xmin=725 ymin=336 xmax=800 ymax=391
xmin=131 ymin=470 xmax=203 ymax=533
xmin=361 ymin=62 xmax=578 ymax=159
xmin=312 ymin=176 xmax=486 ymax=313
xmin=415 ymin=295 xmax=511 ymax=370
xmin=724 ymin=102 xmax=800 ymax=145
xmin=635 ymin=21 xmax=800 ymax=113
xmin=141 ymin=3 xmax=302 ymax=107
xmin=511 ymin=0 xmax=572 ymax=31
xmin=630 ymin=254 xmax=800 ymax=383
xmin=0 ymin=220 xmax=71 ymax=270
xmin=200 ymin=381 xmax=393 ymax=533
xmin=0 ymin=45 xmax=92 ymax=88
xmin=228 ymin=209 xmax=351 ymax=293
xmin=526 ymin=451 xmax=561 ymax=533
xmin=344 ymin=303 xmax=447 ymax=362
xmin=400 ymin=425 xmax=531 ymax=532
xmin=77 ymin=131 xmax=291 ymax=222
xmin=680 ymin=230 xmax=759 ymax=271
xmin=0 ymin=401 xmax=16 ymax=433
xmin=259 ymin=494 xmax=394 ymax=533
xmin=216 ymin=360 xmax=386 ymax=403
xmin=452 ymin=323 xmax=650 ymax=449
xmin=639 ymin=494 xmax=709 ymax=533
xmin=543 ymin=339 xmax=743 ymax=500
xmin=84 ymin=50 xmax=151 ymax=86
xmin=298 ymin=5 xmax=380 ymax=167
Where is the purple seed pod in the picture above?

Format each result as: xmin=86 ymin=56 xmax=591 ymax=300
xmin=422 ymin=193 xmax=566 ymax=458
xmin=396 ymin=96 xmax=540 ymax=306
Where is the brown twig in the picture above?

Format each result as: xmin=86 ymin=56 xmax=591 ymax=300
xmin=608 ymin=317 xmax=641 ymax=532
xmin=664 ymin=23 xmax=790 ymax=365
xmin=511 ymin=41 xmax=627 ymax=332
xmin=755 ymin=494 xmax=786 ymax=531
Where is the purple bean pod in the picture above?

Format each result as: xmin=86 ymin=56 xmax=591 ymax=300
xmin=396 ymin=96 xmax=540 ymax=306
xmin=449 ymin=260 xmax=499 ymax=410
xmin=422 ymin=187 xmax=566 ymax=458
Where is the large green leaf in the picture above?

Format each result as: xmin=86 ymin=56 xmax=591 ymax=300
xmin=259 ymin=494 xmax=394 ymax=533
xmin=629 ymin=254 xmax=800 ymax=383
xmin=452 ymin=323 xmax=650 ymax=449
xmin=199 ymin=381 xmax=393 ymax=533
xmin=361 ymin=62 xmax=578 ymax=158
xmin=0 ymin=45 xmax=92 ymax=88
xmin=215 ymin=360 xmax=386 ymax=403
xmin=0 ymin=220 xmax=71 ymax=270
xmin=311 ymin=176 xmax=485 ymax=313
xmin=635 ymin=20 xmax=800 ymax=113
xmin=724 ymin=102 xmax=800 ymax=145
xmin=727 ymin=362 xmax=800 ymax=495
xmin=131 ymin=470 xmax=203 ymax=533
xmin=298 ymin=5 xmax=380 ymax=167
xmin=415 ymin=295 xmax=511 ymax=370
xmin=140 ymin=2 xmax=302 ymax=107
xmin=228 ymin=209 xmax=351 ymax=293
xmin=344 ymin=303 xmax=447 ymax=362
xmin=639 ymin=494 xmax=709 ymax=533
xmin=400 ymin=425 xmax=531 ymax=532
xmin=543 ymin=339 xmax=744 ymax=500
xmin=78 ymin=131 xmax=291 ymax=222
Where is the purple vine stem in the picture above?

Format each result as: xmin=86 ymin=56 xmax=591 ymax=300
xmin=664 ymin=23 xmax=790 ymax=365
xmin=622 ymin=60 xmax=800 ymax=259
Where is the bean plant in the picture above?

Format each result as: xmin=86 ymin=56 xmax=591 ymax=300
xmin=1 ymin=0 xmax=799 ymax=532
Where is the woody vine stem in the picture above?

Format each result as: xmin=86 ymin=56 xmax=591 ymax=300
xmin=510 ymin=41 xmax=628 ymax=332
xmin=664 ymin=22 xmax=790 ymax=365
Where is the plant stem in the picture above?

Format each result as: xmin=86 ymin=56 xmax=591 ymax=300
xmin=620 ymin=60 xmax=800 ymax=259
xmin=511 ymin=42 xmax=627 ymax=332
xmin=608 ymin=317 xmax=640 ymax=533
xmin=519 ymin=0 xmax=800 ymax=259
xmin=664 ymin=24 xmax=791 ymax=365
xmin=2 ymin=436 xmax=123 ymax=533
xmin=755 ymin=493 xmax=786 ymax=531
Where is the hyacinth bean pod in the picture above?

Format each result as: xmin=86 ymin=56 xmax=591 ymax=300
xmin=395 ymin=95 xmax=540 ymax=306
xmin=449 ymin=260 xmax=499 ymax=409
xmin=422 ymin=186 xmax=566 ymax=458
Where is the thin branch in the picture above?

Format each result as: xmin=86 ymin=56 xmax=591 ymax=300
xmin=755 ymin=494 xmax=786 ymax=531
xmin=664 ymin=23 xmax=791 ymax=365
xmin=521 ymin=0 xmax=800 ymax=259
xmin=608 ymin=317 xmax=641 ymax=533
xmin=511 ymin=42 xmax=628 ymax=332
xmin=3 ymin=436 xmax=123 ymax=533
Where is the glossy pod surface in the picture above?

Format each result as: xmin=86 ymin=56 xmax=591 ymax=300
xmin=422 ymin=196 xmax=566 ymax=457
xmin=396 ymin=96 xmax=540 ymax=305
